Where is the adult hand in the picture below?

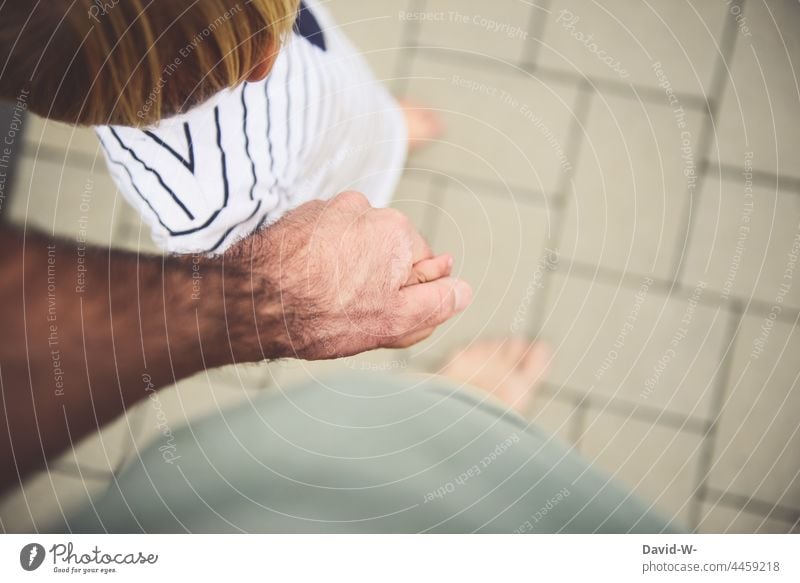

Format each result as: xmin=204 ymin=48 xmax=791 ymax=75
xmin=226 ymin=191 xmax=472 ymax=361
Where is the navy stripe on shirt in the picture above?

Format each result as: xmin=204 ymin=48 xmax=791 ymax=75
xmin=143 ymin=123 xmax=194 ymax=172
xmin=109 ymin=127 xmax=196 ymax=220
xmin=295 ymin=0 xmax=326 ymax=51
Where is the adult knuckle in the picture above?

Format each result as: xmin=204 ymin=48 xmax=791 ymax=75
xmin=381 ymin=208 xmax=409 ymax=227
xmin=334 ymin=190 xmax=369 ymax=208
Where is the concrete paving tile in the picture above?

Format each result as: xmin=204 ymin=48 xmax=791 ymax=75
xmin=24 ymin=114 xmax=102 ymax=160
xmin=409 ymin=178 xmax=551 ymax=364
xmin=540 ymin=271 xmax=730 ymax=422
xmin=710 ymin=0 xmax=800 ymax=179
xmin=578 ymin=407 xmax=702 ymax=529
xmin=391 ymin=170 xmax=441 ymax=242
xmin=326 ymin=0 xmax=411 ymax=85
xmin=0 ymin=470 xmax=106 ymax=533
xmin=707 ymin=313 xmax=800 ymax=512
xmin=527 ymin=393 xmax=581 ymax=446
xmin=697 ymin=500 xmax=799 ymax=533
xmin=538 ymin=0 xmax=727 ymax=95
xmin=560 ymin=91 xmax=706 ymax=279
xmin=415 ymin=0 xmax=535 ymax=65
xmin=681 ymin=175 xmax=800 ymax=310
xmin=8 ymin=155 xmax=123 ymax=247
xmin=404 ymin=50 xmax=579 ymax=198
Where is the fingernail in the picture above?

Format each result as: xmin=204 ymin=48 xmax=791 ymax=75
xmin=446 ymin=255 xmax=454 ymax=269
xmin=454 ymin=280 xmax=472 ymax=312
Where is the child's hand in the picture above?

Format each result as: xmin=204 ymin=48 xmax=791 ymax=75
xmin=406 ymin=254 xmax=453 ymax=286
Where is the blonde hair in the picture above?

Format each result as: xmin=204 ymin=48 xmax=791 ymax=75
xmin=0 ymin=0 xmax=299 ymax=127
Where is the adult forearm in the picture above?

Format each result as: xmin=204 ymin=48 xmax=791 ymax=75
xmin=0 ymin=227 xmax=250 ymax=490
xmin=0 ymin=192 xmax=471 ymax=491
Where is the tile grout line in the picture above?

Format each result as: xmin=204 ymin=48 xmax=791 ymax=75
xmin=393 ymin=0 xmax=426 ymax=98
xmin=407 ymin=166 xmax=548 ymax=208
xmin=519 ymin=0 xmax=552 ymax=70
xmin=533 ymin=63 xmax=710 ymax=112
xmin=707 ymin=159 xmax=800 ymax=195
xmin=540 ymin=381 xmax=708 ymax=435
xmin=562 ymin=257 xmax=800 ymax=326
xmin=688 ymin=298 xmax=744 ymax=530
xmin=704 ymin=486 xmax=800 ymax=525
xmin=670 ymin=0 xmax=744 ymax=284
xmin=420 ymin=47 xmax=711 ymax=112
xmin=528 ymin=79 xmax=594 ymax=334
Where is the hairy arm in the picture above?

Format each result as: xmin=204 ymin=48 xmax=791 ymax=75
xmin=0 ymin=192 xmax=470 ymax=492
xmin=0 ymin=225 xmax=258 ymax=491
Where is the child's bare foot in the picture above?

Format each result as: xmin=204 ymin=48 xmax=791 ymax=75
xmin=440 ymin=339 xmax=551 ymax=414
xmin=399 ymin=99 xmax=444 ymax=152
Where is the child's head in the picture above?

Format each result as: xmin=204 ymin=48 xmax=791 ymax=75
xmin=0 ymin=0 xmax=299 ymax=127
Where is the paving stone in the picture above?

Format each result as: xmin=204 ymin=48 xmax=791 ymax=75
xmin=697 ymin=500 xmax=799 ymax=534
xmin=391 ymin=170 xmax=442 ymax=243
xmin=682 ymin=175 xmax=800 ymax=310
xmin=579 ymin=407 xmax=703 ymax=529
xmin=0 ymin=470 xmax=106 ymax=533
xmin=404 ymin=50 xmax=579 ymax=198
xmin=326 ymin=0 xmax=411 ymax=86
xmin=711 ymin=0 xmax=800 ymax=179
xmin=527 ymin=393 xmax=581 ymax=446
xmin=24 ymin=114 xmax=102 ymax=160
xmin=8 ymin=155 xmax=123 ymax=247
xmin=541 ymin=271 xmax=730 ymax=422
xmin=420 ymin=178 xmax=550 ymax=362
xmin=560 ymin=91 xmax=706 ymax=279
xmin=538 ymin=0 xmax=727 ymax=95
xmin=707 ymin=313 xmax=800 ymax=512
xmin=415 ymin=0 xmax=535 ymax=65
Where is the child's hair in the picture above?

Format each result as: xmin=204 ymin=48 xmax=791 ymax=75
xmin=0 ymin=0 xmax=299 ymax=127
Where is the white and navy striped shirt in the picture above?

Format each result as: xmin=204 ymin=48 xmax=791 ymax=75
xmin=97 ymin=0 xmax=406 ymax=254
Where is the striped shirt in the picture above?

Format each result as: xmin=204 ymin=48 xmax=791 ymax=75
xmin=96 ymin=0 xmax=406 ymax=254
